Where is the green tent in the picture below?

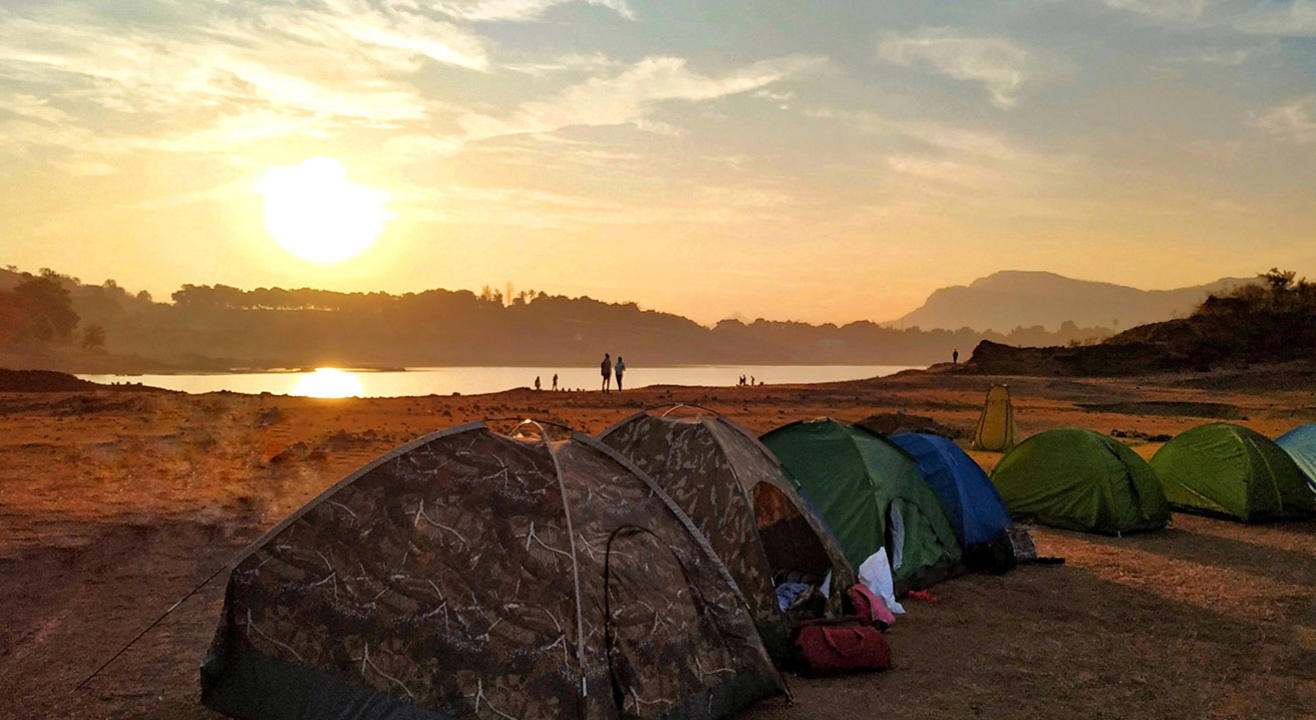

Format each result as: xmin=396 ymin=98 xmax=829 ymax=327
xmin=991 ymin=428 xmax=1169 ymax=534
xmin=1150 ymin=423 xmax=1316 ymax=521
xmin=760 ymin=419 xmax=961 ymax=591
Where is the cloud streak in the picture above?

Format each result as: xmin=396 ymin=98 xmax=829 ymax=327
xmin=1102 ymin=0 xmax=1316 ymax=36
xmin=428 ymin=0 xmax=635 ymax=22
xmin=457 ymin=54 xmax=826 ymax=141
xmin=876 ymin=29 xmax=1030 ymax=109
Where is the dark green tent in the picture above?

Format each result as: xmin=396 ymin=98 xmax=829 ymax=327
xmin=991 ymin=428 xmax=1169 ymax=534
xmin=1150 ymin=423 xmax=1316 ymax=521
xmin=759 ymin=419 xmax=961 ymax=591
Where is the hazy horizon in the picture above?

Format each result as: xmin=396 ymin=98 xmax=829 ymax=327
xmin=1 ymin=260 xmax=1256 ymax=328
xmin=3 ymin=0 xmax=1315 ymax=325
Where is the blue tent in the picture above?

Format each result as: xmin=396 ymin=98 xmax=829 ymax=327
xmin=1276 ymin=424 xmax=1316 ymax=500
xmin=890 ymin=433 xmax=1012 ymax=548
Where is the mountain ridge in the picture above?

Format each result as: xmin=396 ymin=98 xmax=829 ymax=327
xmin=889 ymin=270 xmax=1255 ymax=332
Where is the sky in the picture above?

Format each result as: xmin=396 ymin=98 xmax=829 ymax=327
xmin=1 ymin=0 xmax=1314 ymax=325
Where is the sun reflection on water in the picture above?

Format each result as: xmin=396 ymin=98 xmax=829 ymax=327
xmin=290 ymin=368 xmax=363 ymax=398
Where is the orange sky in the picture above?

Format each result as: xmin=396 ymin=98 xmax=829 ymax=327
xmin=2 ymin=0 xmax=1314 ymax=324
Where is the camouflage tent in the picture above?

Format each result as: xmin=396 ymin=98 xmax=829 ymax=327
xmin=598 ymin=408 xmax=857 ymax=659
xmin=201 ymin=421 xmax=785 ymax=720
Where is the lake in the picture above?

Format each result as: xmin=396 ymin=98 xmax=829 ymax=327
xmin=77 ymin=365 xmax=922 ymax=399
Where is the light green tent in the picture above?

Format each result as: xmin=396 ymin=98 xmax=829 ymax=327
xmin=1150 ymin=423 xmax=1316 ymax=521
xmin=972 ymin=384 xmax=1017 ymax=452
xmin=991 ymin=428 xmax=1169 ymax=534
xmin=760 ymin=419 xmax=961 ymax=591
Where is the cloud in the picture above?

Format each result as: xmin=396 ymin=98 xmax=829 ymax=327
xmin=884 ymin=154 xmax=1014 ymax=190
xmin=1230 ymin=0 xmax=1316 ymax=35
xmin=280 ymin=0 xmax=491 ymax=72
xmin=1100 ymin=0 xmax=1212 ymax=23
xmin=804 ymin=107 xmax=1029 ymax=163
xmin=0 ymin=0 xmax=490 ymax=160
xmin=1255 ymin=96 xmax=1316 ymax=144
xmin=458 ymin=54 xmax=826 ymax=141
xmin=802 ymin=105 xmax=1085 ymax=210
xmin=1101 ymin=0 xmax=1316 ymax=36
xmin=876 ymin=29 xmax=1030 ymax=109
xmin=0 ymin=93 xmax=72 ymax=125
xmin=1164 ymin=41 xmax=1277 ymax=65
xmin=428 ymin=0 xmax=634 ymax=22
xmin=502 ymin=52 xmax=621 ymax=77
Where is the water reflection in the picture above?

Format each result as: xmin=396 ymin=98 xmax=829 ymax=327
xmin=290 ymin=368 xmax=363 ymax=398
xmin=77 ymin=365 xmax=921 ymax=398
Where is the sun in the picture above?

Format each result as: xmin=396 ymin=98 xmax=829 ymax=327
xmin=254 ymin=157 xmax=391 ymax=263
xmin=290 ymin=368 xmax=364 ymax=398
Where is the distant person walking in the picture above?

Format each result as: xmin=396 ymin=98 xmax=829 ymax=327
xmin=534 ymin=375 xmax=541 ymax=391
xmin=552 ymin=373 xmax=558 ymax=391
xmin=953 ymin=349 xmax=959 ymax=365
xmin=615 ymin=356 xmax=626 ymax=392
xmin=601 ymin=353 xmax=612 ymax=392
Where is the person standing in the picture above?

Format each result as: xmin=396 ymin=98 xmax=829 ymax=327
xmin=552 ymin=373 xmax=558 ymax=391
xmin=601 ymin=353 xmax=612 ymax=392
xmin=953 ymin=349 xmax=959 ymax=365
xmin=615 ymin=356 xmax=626 ymax=392
xmin=534 ymin=375 xmax=541 ymax=391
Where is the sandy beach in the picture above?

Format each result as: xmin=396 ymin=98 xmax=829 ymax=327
xmin=2 ymin=368 xmax=1314 ymax=719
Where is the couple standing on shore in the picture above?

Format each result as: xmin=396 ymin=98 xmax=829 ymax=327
xmin=601 ymin=353 xmax=626 ymax=392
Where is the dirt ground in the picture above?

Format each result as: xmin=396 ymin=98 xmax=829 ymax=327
xmin=1 ymin=369 xmax=1314 ymax=719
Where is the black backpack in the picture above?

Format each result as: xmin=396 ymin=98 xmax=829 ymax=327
xmin=964 ymin=529 xmax=1018 ymax=575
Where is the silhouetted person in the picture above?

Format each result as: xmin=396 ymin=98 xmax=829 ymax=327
xmin=601 ymin=353 xmax=612 ymax=392
xmin=750 ymin=375 xmax=755 ymax=386
xmin=953 ymin=349 xmax=959 ymax=364
xmin=552 ymin=373 xmax=558 ymax=391
xmin=534 ymin=375 xmax=541 ymax=391
xmin=615 ymin=356 xmax=626 ymax=392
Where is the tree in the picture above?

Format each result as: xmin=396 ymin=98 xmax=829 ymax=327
xmin=1262 ymin=268 xmax=1296 ymax=296
xmin=81 ymin=324 xmax=107 ymax=351
xmin=13 ymin=273 xmax=78 ymax=340
xmin=0 ymin=292 xmax=24 ymax=346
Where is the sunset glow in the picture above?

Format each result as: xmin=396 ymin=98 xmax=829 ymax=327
xmin=254 ymin=159 xmax=390 ymax=264
xmin=1 ymin=1 xmax=1313 ymax=323
xmin=290 ymin=368 xmax=364 ymax=398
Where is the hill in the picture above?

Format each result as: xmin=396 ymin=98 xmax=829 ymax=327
xmin=891 ymin=271 xmax=1253 ymax=332
xmin=967 ymin=269 xmax=1316 ymax=376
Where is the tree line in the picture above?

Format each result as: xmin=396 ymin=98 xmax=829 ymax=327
xmin=2 ymin=266 xmax=1117 ymax=371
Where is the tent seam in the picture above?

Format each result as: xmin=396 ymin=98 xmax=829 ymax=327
xmin=541 ymin=431 xmax=590 ymax=705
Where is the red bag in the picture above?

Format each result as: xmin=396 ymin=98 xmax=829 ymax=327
xmin=792 ymin=618 xmax=892 ymax=677
xmin=846 ymin=584 xmax=895 ymax=628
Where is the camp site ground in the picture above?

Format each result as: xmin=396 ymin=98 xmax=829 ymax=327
xmin=1 ymin=367 xmax=1314 ymax=719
